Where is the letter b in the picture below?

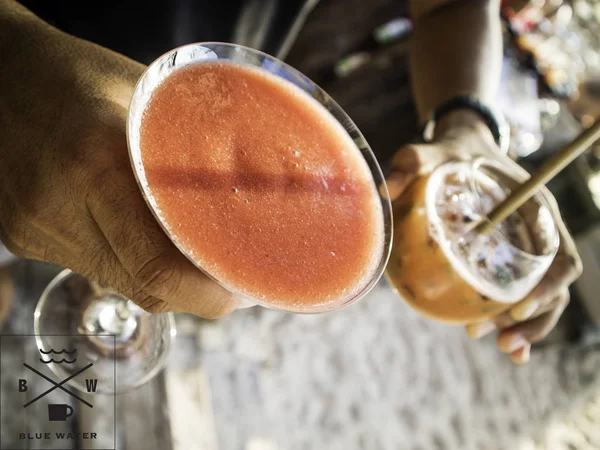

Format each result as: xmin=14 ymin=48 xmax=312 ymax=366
xmin=18 ymin=379 xmax=27 ymax=392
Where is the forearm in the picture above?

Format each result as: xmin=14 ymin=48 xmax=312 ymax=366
xmin=0 ymin=0 xmax=31 ymax=20
xmin=0 ymin=0 xmax=143 ymax=138
xmin=0 ymin=1 xmax=45 ymax=194
xmin=0 ymin=1 xmax=60 ymax=105
xmin=0 ymin=1 xmax=48 ymax=48
xmin=0 ymin=1 xmax=68 ymax=188
xmin=409 ymin=0 xmax=502 ymax=123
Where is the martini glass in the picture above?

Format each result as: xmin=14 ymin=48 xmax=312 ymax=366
xmin=127 ymin=42 xmax=393 ymax=313
xmin=34 ymin=270 xmax=176 ymax=394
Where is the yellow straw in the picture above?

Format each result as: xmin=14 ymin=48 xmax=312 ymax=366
xmin=475 ymin=119 xmax=600 ymax=235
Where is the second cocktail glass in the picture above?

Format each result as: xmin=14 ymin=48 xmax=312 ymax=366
xmin=386 ymin=157 xmax=560 ymax=324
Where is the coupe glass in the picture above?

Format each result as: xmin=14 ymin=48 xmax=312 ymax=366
xmin=34 ymin=270 xmax=176 ymax=394
xmin=126 ymin=42 xmax=393 ymax=313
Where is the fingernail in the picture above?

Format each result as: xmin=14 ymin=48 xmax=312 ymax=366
xmin=466 ymin=321 xmax=496 ymax=339
xmin=519 ymin=345 xmax=531 ymax=364
xmin=510 ymin=345 xmax=531 ymax=365
xmin=510 ymin=300 xmax=539 ymax=321
xmin=501 ymin=334 xmax=529 ymax=353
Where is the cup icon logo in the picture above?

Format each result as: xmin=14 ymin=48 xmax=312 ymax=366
xmin=48 ymin=404 xmax=73 ymax=421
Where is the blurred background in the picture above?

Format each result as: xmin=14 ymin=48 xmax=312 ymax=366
xmin=5 ymin=0 xmax=600 ymax=449
xmin=286 ymin=0 xmax=600 ymax=346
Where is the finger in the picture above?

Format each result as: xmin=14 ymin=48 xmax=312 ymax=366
xmin=508 ymin=268 xmax=567 ymax=322
xmin=497 ymin=289 xmax=569 ymax=352
xmin=508 ymin=249 xmax=581 ymax=323
xmin=391 ymin=143 xmax=456 ymax=175
xmin=385 ymin=143 xmax=461 ymax=201
xmin=62 ymin=220 xmax=179 ymax=315
xmin=466 ymin=293 xmax=563 ymax=339
xmin=85 ymin=159 xmax=240 ymax=319
xmin=465 ymin=320 xmax=497 ymax=339
xmin=509 ymin=344 xmax=531 ymax=364
xmin=508 ymin=282 xmax=561 ymax=324
xmin=538 ymin=244 xmax=582 ymax=293
xmin=505 ymin=215 xmax=581 ymax=323
xmin=509 ymin=297 xmax=540 ymax=322
xmin=382 ymin=171 xmax=416 ymax=201
xmin=383 ymin=145 xmax=421 ymax=202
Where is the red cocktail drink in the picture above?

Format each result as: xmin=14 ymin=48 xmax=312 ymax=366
xmin=128 ymin=44 xmax=392 ymax=313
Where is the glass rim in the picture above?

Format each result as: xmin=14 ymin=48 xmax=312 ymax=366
xmin=467 ymin=156 xmax=560 ymax=263
xmin=125 ymin=42 xmax=393 ymax=314
xmin=424 ymin=157 xmax=560 ymax=304
xmin=34 ymin=269 xmax=176 ymax=395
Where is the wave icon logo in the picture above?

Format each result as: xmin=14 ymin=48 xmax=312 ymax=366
xmin=39 ymin=348 xmax=77 ymax=364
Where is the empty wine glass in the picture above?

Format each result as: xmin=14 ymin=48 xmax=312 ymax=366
xmin=34 ymin=270 xmax=176 ymax=394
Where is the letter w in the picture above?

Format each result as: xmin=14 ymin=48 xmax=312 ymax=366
xmin=85 ymin=379 xmax=98 ymax=393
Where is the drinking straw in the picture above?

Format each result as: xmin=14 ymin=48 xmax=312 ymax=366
xmin=474 ymin=119 xmax=600 ymax=235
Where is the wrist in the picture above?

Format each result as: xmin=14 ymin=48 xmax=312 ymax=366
xmin=434 ymin=108 xmax=494 ymax=141
xmin=422 ymin=95 xmax=509 ymax=153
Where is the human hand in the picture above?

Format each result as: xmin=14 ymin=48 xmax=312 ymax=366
xmin=0 ymin=3 xmax=240 ymax=318
xmin=385 ymin=110 xmax=582 ymax=363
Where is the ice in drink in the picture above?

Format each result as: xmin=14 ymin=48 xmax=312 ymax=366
xmin=386 ymin=160 xmax=558 ymax=324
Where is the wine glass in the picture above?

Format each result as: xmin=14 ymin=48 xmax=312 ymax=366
xmin=34 ymin=270 xmax=176 ymax=394
xmin=127 ymin=42 xmax=393 ymax=314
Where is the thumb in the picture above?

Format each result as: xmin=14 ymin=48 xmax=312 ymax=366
xmin=383 ymin=142 xmax=455 ymax=201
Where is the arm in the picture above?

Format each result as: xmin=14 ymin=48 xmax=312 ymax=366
xmin=395 ymin=0 xmax=582 ymax=364
xmin=409 ymin=0 xmax=502 ymax=123
xmin=0 ymin=1 xmax=239 ymax=318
